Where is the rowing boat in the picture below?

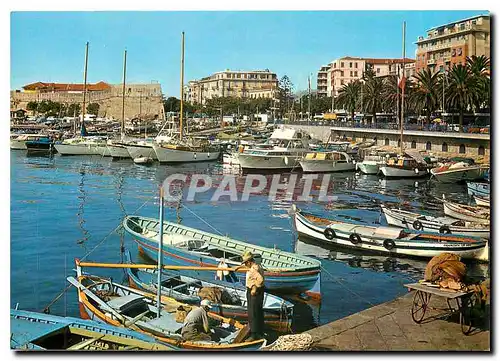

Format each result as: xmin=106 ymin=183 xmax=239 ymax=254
xmin=124 ymin=250 xmax=293 ymax=331
xmin=123 ymin=216 xmax=322 ymax=299
xmin=381 ymin=206 xmax=490 ymax=239
xmin=10 ymin=308 xmax=175 ymax=351
xmin=443 ymin=199 xmax=490 ymax=225
xmin=474 ymin=195 xmax=490 ymax=208
xmin=67 ymin=267 xmax=266 ymax=351
xmin=467 ymin=182 xmax=490 ymax=197
xmin=292 ymin=206 xmax=488 ymax=261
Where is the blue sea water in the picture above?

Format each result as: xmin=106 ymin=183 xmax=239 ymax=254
xmin=10 ymin=151 xmax=489 ymax=332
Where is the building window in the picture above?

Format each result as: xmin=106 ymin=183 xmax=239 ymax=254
xmin=442 ymin=143 xmax=448 ymax=152
xmin=478 ymin=146 xmax=485 ymax=156
xmin=459 ymin=144 xmax=466 ymax=154
xmin=411 ymin=140 xmax=417 ymax=149
xmin=341 ymin=80 xmax=344 ymax=85
xmin=334 ymin=63 xmax=336 ymax=68
xmin=426 ymin=141 xmax=432 ymax=151
xmin=355 ymin=62 xmax=358 ymax=68
xmin=385 ymin=138 xmax=390 ymax=146
xmin=376 ymin=68 xmax=380 ymax=74
xmin=349 ymin=62 xmax=352 ymax=68
xmin=350 ymin=71 xmax=353 ymax=77
xmin=354 ymin=71 xmax=358 ymax=77
xmin=341 ymin=62 xmax=344 ymax=67
xmin=340 ymin=71 xmax=344 ymax=76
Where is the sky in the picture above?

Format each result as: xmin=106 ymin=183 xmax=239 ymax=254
xmin=10 ymin=10 xmax=488 ymax=96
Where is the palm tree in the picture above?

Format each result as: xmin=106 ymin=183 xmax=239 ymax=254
xmin=445 ymin=63 xmax=480 ymax=132
xmin=467 ymin=55 xmax=490 ymax=112
xmin=336 ymin=81 xmax=360 ymax=121
xmin=382 ymin=75 xmax=416 ymax=121
xmin=362 ymin=76 xmax=384 ymax=125
xmin=410 ymin=68 xmax=440 ymax=125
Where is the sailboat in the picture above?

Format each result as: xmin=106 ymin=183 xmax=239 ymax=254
xmin=54 ymin=42 xmax=108 ymax=156
xmin=152 ymin=32 xmax=220 ymax=163
xmin=379 ymin=23 xmax=429 ymax=178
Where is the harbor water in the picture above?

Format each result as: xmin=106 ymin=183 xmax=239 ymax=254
xmin=10 ymin=151 xmax=489 ymax=333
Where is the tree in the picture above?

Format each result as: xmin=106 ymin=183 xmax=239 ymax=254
xmin=87 ymin=103 xmax=100 ymax=116
xmin=362 ymin=76 xmax=384 ymax=125
xmin=445 ymin=63 xmax=479 ymax=132
xmin=382 ymin=75 xmax=415 ymax=121
xmin=467 ymin=55 xmax=490 ymax=112
xmin=163 ymin=96 xmax=181 ymax=113
xmin=278 ymin=75 xmax=294 ymax=118
xmin=66 ymin=103 xmax=81 ymax=117
xmin=410 ymin=68 xmax=440 ymax=124
xmin=336 ymin=81 xmax=361 ymax=121
xmin=26 ymin=101 xmax=38 ymax=112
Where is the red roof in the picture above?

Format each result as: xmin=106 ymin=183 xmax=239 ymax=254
xmin=23 ymin=81 xmax=110 ymax=92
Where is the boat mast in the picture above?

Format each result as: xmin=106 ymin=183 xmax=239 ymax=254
xmin=156 ymin=186 xmax=165 ymax=318
xmin=121 ymin=49 xmax=127 ymax=141
xmin=81 ymin=42 xmax=89 ymax=136
xmin=400 ymin=21 xmax=406 ymax=156
xmin=179 ymin=31 xmax=185 ymax=139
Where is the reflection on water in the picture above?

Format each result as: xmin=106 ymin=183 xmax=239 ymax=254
xmin=10 ymin=151 xmax=489 ymax=330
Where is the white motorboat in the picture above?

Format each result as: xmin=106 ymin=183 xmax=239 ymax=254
xmin=238 ymin=127 xmax=311 ymax=170
xmin=299 ymin=151 xmax=355 ymax=173
xmin=133 ymin=156 xmax=153 ymax=165
xmin=380 ymin=155 xmax=428 ymax=178
xmin=54 ymin=136 xmax=107 ymax=156
xmin=430 ymin=162 xmax=485 ymax=183
xmin=356 ymin=155 xmax=386 ymax=175
xmin=474 ymin=195 xmax=490 ymax=208
xmin=381 ymin=205 xmax=490 ymax=238
xmin=443 ymin=198 xmax=490 ymax=225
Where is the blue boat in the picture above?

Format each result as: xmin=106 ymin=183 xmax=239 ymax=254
xmin=25 ymin=136 xmax=54 ymax=155
xmin=467 ymin=182 xmax=490 ymax=197
xmin=10 ymin=308 xmax=175 ymax=350
xmin=123 ymin=216 xmax=322 ymax=300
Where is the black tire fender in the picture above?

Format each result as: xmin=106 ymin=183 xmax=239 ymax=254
xmin=439 ymin=225 xmax=452 ymax=234
xmin=349 ymin=233 xmax=362 ymax=244
xmin=413 ymin=220 xmax=423 ymax=231
xmin=324 ymin=228 xmax=336 ymax=240
xmin=383 ymin=239 xmax=396 ymax=250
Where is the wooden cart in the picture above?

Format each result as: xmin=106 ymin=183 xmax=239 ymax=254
xmin=405 ymin=282 xmax=479 ymax=335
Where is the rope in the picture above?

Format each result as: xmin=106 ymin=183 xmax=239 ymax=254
xmin=182 ymin=204 xmax=224 ymax=236
xmin=266 ymin=333 xmax=314 ymax=351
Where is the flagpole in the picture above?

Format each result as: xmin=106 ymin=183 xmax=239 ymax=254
xmin=400 ymin=21 xmax=406 ymax=156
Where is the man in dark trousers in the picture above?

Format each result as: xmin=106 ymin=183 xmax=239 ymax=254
xmin=236 ymin=250 xmax=265 ymax=341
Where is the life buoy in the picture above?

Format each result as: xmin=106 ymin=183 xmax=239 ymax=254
xmin=324 ymin=228 xmax=336 ymax=240
xmin=439 ymin=225 xmax=452 ymax=234
xmin=383 ymin=239 xmax=396 ymax=250
xmin=284 ymin=156 xmax=289 ymax=166
xmin=413 ymin=220 xmax=423 ymax=230
xmin=349 ymin=233 xmax=362 ymax=244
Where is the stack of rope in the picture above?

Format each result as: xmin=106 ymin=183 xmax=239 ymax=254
xmin=424 ymin=253 xmax=467 ymax=291
xmin=265 ymin=333 xmax=314 ymax=351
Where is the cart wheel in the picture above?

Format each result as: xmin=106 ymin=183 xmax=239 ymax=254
xmin=411 ymin=290 xmax=431 ymax=323
xmin=460 ymin=294 xmax=478 ymax=335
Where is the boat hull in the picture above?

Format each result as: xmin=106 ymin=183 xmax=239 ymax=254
xmin=94 ymin=145 xmax=111 ymax=157
xmin=381 ymin=207 xmax=490 ymax=238
xmin=380 ymin=166 xmax=428 ymax=178
xmin=153 ymin=145 xmax=220 ymax=163
xmin=443 ymin=202 xmax=490 ymax=225
xmin=10 ymin=140 xmax=28 ymax=150
xmin=357 ymin=163 xmax=380 ymax=175
xmin=126 ymin=144 xmax=158 ymax=160
xmin=108 ymin=144 xmax=131 ymax=159
xmin=299 ymin=160 xmax=355 ymax=173
xmin=467 ymin=182 xmax=490 ymax=197
xmin=431 ymin=166 xmax=483 ymax=183
xmin=54 ymin=143 xmax=97 ymax=156
xmin=238 ymin=153 xmax=303 ymax=170
xmin=294 ymin=211 xmax=488 ymax=261
xmin=474 ymin=196 xmax=490 ymax=208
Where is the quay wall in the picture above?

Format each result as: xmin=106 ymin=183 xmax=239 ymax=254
xmin=10 ymin=84 xmax=164 ymax=120
xmin=286 ymin=125 xmax=490 ymax=159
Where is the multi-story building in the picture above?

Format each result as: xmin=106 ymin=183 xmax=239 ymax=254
xmin=415 ymin=14 xmax=490 ymax=73
xmin=186 ymin=69 xmax=278 ymax=104
xmin=319 ymin=57 xmax=415 ymax=97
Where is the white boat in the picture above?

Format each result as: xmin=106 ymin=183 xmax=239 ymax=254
xmin=238 ymin=127 xmax=311 ymax=170
xmin=380 ymin=155 xmax=428 ymax=178
xmin=381 ymin=205 xmax=490 ymax=238
xmin=10 ymin=134 xmax=47 ymax=150
xmin=299 ymin=151 xmax=355 ymax=173
xmin=107 ymin=141 xmax=131 ymax=159
xmin=54 ymin=137 xmax=107 ymax=156
xmin=133 ymin=157 xmax=153 ymax=165
xmin=94 ymin=145 xmax=111 ymax=157
xmin=430 ymin=162 xmax=485 ymax=183
xmin=474 ymin=195 xmax=490 ymax=208
xmin=126 ymin=141 xmax=158 ymax=161
xmin=356 ymin=155 xmax=386 ymax=175
xmin=467 ymin=182 xmax=490 ymax=197
xmin=292 ymin=206 xmax=488 ymax=261
xmin=153 ymin=141 xmax=220 ymax=163
xmin=443 ymin=198 xmax=490 ymax=225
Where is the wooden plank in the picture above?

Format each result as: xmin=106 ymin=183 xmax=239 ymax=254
xmin=67 ymin=334 xmax=105 ymax=350
xmin=404 ymin=283 xmax=471 ymax=299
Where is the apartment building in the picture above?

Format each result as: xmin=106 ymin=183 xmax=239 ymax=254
xmin=319 ymin=57 xmax=415 ymax=97
xmin=415 ymin=14 xmax=490 ymax=73
xmin=186 ymin=69 xmax=278 ymax=104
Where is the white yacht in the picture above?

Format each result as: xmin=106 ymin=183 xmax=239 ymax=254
xmin=54 ymin=136 xmax=108 ymax=156
xmin=356 ymin=155 xmax=387 ymax=175
xmin=153 ymin=138 xmax=220 ymax=163
xmin=299 ymin=151 xmax=355 ymax=173
xmin=238 ymin=127 xmax=311 ymax=170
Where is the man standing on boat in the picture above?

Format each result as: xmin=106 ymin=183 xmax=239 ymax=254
xmin=235 ymin=251 xmax=265 ymax=341
xmin=181 ymin=299 xmax=213 ymax=341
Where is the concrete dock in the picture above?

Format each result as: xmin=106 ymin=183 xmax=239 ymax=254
xmin=307 ymin=291 xmax=490 ymax=351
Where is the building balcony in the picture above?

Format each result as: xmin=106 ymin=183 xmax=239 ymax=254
xmin=417 ymin=24 xmax=477 ymax=43
xmin=427 ymin=59 xmax=436 ymax=65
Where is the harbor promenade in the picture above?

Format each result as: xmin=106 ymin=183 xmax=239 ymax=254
xmin=307 ymin=291 xmax=490 ymax=351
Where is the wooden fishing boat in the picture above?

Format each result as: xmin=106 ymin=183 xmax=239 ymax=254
xmin=381 ymin=206 xmax=489 ymax=239
xmin=380 ymin=155 xmax=428 ymax=178
xmin=443 ymin=199 xmax=490 ymax=225
xmin=123 ymin=216 xmax=322 ymax=300
xmin=430 ymin=162 xmax=485 ymax=183
xmin=292 ymin=206 xmax=488 ymax=261
xmin=467 ymin=182 xmax=490 ymax=197
xmin=67 ymin=269 xmax=266 ymax=351
xmin=474 ymin=195 xmax=490 ymax=208
xmin=123 ymin=250 xmax=293 ymax=331
xmin=10 ymin=308 xmax=174 ymax=351
xmin=299 ymin=151 xmax=356 ymax=173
